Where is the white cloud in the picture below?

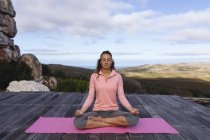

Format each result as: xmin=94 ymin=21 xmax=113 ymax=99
xmin=150 ymin=8 xmax=210 ymax=31
xmin=113 ymin=52 xmax=141 ymax=55
xmin=162 ymin=52 xmax=210 ymax=56
xmin=111 ymin=10 xmax=158 ymax=32
xmin=13 ymin=0 xmax=132 ymax=37
xmin=111 ymin=8 xmax=210 ymax=33
xmin=22 ymin=49 xmax=101 ymax=56
xmin=13 ymin=0 xmax=210 ymax=41
xmin=162 ymin=29 xmax=210 ymax=43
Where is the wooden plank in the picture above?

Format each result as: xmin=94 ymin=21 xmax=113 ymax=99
xmin=0 ymin=104 xmax=19 ymax=117
xmin=1 ymin=93 xmax=210 ymax=140
xmin=0 ymin=126 xmax=17 ymax=140
xmin=154 ymin=134 xmax=171 ymax=140
xmin=0 ymin=93 xmax=26 ymax=104
xmin=115 ymin=134 xmax=129 ymax=140
xmin=88 ymin=134 xmax=102 ymax=140
xmin=101 ymin=133 xmax=116 ymax=140
xmin=0 ymin=104 xmax=37 ymax=125
xmin=159 ymin=95 xmax=182 ymax=107
xmin=11 ymin=94 xmax=42 ymax=104
xmin=135 ymin=95 xmax=161 ymax=118
xmin=1 ymin=93 xmax=62 ymax=139
xmin=167 ymin=134 xmax=186 ymax=140
xmin=29 ymin=94 xmax=83 ymax=140
xmin=128 ymin=134 xmax=144 ymax=140
xmin=1 ymin=106 xmax=52 ymax=139
xmin=196 ymin=126 xmax=210 ymax=137
xmin=135 ymin=134 xmax=157 ymax=140
xmin=126 ymin=95 xmax=142 ymax=105
xmin=0 ymin=94 xmax=14 ymax=101
xmin=17 ymin=93 xmax=50 ymax=105
xmin=31 ymin=134 xmax=63 ymax=140
xmin=61 ymin=134 xmax=77 ymax=140
xmin=177 ymin=127 xmax=201 ymax=140
xmin=1 ymin=126 xmax=34 ymax=140
xmin=75 ymin=134 xmax=89 ymax=140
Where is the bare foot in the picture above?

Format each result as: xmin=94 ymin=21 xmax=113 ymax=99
xmin=88 ymin=116 xmax=117 ymax=127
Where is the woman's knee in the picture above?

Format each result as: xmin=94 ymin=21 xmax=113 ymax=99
xmin=127 ymin=115 xmax=139 ymax=126
xmin=73 ymin=117 xmax=86 ymax=129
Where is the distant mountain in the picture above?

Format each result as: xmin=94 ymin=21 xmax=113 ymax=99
xmin=119 ymin=62 xmax=210 ymax=82
xmin=45 ymin=63 xmax=210 ymax=97
xmin=47 ymin=64 xmax=94 ymax=79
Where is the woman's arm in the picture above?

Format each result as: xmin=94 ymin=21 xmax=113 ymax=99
xmin=75 ymin=74 xmax=95 ymax=116
xmin=117 ymin=74 xmax=140 ymax=115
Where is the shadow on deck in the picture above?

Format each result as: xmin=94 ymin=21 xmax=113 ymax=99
xmin=0 ymin=92 xmax=210 ymax=140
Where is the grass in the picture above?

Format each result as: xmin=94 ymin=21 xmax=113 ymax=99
xmin=133 ymin=77 xmax=210 ymax=97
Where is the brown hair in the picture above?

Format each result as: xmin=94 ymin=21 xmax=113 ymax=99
xmin=95 ymin=50 xmax=115 ymax=76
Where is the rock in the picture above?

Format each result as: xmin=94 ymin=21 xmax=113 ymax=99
xmin=0 ymin=13 xmax=17 ymax=37
xmin=0 ymin=43 xmax=20 ymax=62
xmin=0 ymin=0 xmax=16 ymax=17
xmin=0 ymin=0 xmax=19 ymax=62
xmin=6 ymin=80 xmax=50 ymax=92
xmin=0 ymin=31 xmax=10 ymax=46
xmin=21 ymin=53 xmax=42 ymax=82
xmin=42 ymin=76 xmax=57 ymax=90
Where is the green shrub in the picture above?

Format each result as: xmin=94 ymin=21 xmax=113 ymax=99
xmin=53 ymin=69 xmax=66 ymax=78
xmin=55 ymin=78 xmax=89 ymax=92
xmin=42 ymin=64 xmax=52 ymax=76
xmin=0 ymin=60 xmax=33 ymax=90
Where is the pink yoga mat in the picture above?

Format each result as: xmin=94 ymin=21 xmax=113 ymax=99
xmin=25 ymin=117 xmax=179 ymax=134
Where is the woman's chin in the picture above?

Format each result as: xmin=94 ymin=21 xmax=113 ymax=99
xmin=102 ymin=66 xmax=110 ymax=69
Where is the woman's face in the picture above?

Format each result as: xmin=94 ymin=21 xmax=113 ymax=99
xmin=100 ymin=54 xmax=112 ymax=69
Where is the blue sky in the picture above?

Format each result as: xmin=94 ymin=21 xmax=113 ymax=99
xmin=12 ymin=0 xmax=210 ymax=68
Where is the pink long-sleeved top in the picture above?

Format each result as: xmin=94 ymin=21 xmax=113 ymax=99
xmin=82 ymin=70 xmax=132 ymax=111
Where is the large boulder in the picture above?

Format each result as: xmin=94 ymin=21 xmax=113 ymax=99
xmin=42 ymin=76 xmax=57 ymax=91
xmin=21 ymin=53 xmax=42 ymax=82
xmin=0 ymin=0 xmax=19 ymax=62
xmin=6 ymin=80 xmax=50 ymax=92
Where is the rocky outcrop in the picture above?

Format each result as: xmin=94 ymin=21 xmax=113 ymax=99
xmin=21 ymin=54 xmax=43 ymax=82
xmin=6 ymin=80 xmax=50 ymax=92
xmin=0 ymin=0 xmax=16 ymax=17
xmin=0 ymin=0 xmax=57 ymax=91
xmin=42 ymin=76 xmax=57 ymax=91
xmin=0 ymin=0 xmax=20 ymax=62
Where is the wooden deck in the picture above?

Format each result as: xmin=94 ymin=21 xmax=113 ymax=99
xmin=0 ymin=92 xmax=210 ymax=140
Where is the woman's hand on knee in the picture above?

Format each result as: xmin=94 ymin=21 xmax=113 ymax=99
xmin=130 ymin=108 xmax=140 ymax=115
xmin=75 ymin=109 xmax=84 ymax=117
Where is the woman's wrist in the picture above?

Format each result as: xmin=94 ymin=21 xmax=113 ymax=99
xmin=127 ymin=106 xmax=134 ymax=112
xmin=80 ymin=107 xmax=87 ymax=113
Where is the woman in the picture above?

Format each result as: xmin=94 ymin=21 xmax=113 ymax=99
xmin=74 ymin=50 xmax=140 ymax=129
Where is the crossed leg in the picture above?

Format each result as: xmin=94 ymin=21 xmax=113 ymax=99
xmin=74 ymin=111 xmax=138 ymax=129
xmin=85 ymin=116 xmax=128 ymax=129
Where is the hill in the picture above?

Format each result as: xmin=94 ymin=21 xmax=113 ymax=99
xmin=119 ymin=62 xmax=210 ymax=97
xmin=119 ymin=62 xmax=210 ymax=82
xmin=47 ymin=64 xmax=94 ymax=80
xmin=44 ymin=62 xmax=210 ymax=97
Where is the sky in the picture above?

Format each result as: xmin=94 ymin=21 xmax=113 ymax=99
xmin=12 ymin=0 xmax=210 ymax=68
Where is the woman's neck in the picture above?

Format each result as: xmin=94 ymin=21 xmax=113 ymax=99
xmin=101 ymin=68 xmax=111 ymax=74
